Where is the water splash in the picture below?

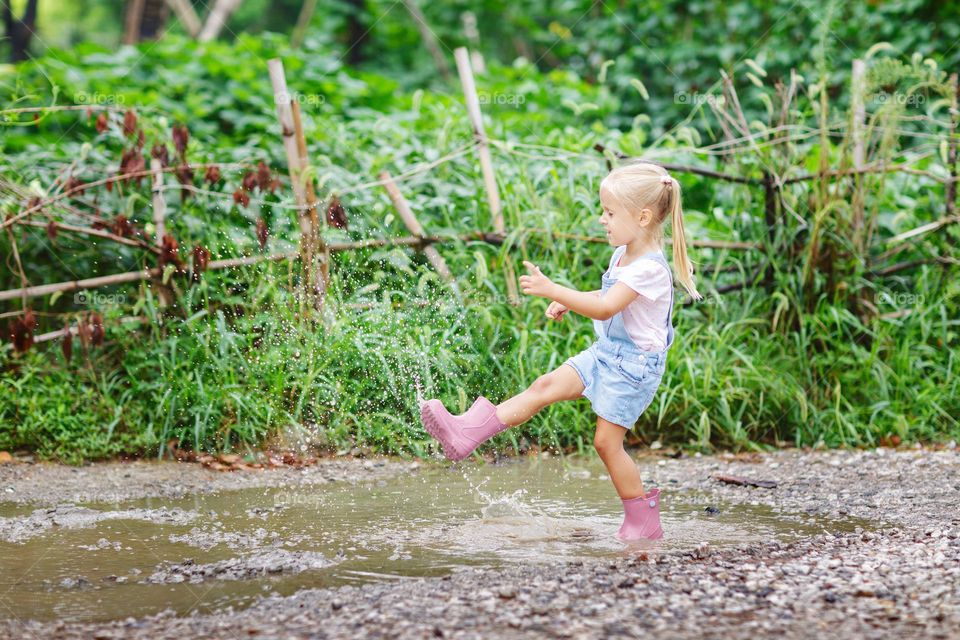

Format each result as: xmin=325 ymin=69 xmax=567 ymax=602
xmin=413 ymin=372 xmax=426 ymax=408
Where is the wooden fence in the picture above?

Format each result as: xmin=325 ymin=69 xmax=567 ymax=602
xmin=2 ymin=50 xmax=957 ymax=350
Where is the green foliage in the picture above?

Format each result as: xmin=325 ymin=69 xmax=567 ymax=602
xmin=1 ymin=24 xmax=958 ymax=463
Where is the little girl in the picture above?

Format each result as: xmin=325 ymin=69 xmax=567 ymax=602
xmin=420 ymin=161 xmax=702 ymax=541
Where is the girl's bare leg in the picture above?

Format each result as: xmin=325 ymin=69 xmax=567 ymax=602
xmin=495 ymin=363 xmax=585 ymax=426
xmin=593 ymin=417 xmax=644 ymax=499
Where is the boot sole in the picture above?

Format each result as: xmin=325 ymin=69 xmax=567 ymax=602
xmin=420 ymin=402 xmax=466 ymax=462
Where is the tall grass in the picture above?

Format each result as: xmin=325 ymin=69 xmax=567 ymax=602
xmin=1 ymin=35 xmax=958 ymax=462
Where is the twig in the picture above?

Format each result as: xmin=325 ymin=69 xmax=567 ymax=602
xmin=782 ymin=162 xmax=948 ymax=185
xmin=3 ymin=225 xmax=29 ymax=309
xmin=402 ymin=0 xmax=451 ymax=80
xmin=592 ymin=144 xmax=761 ymax=185
xmin=379 ymin=170 xmax=458 ymax=290
xmin=870 ymin=255 xmax=959 ymax=277
xmin=18 ymin=219 xmax=160 ymax=253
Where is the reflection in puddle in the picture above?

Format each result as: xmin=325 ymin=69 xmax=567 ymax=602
xmin=0 ymin=455 xmax=870 ymax=623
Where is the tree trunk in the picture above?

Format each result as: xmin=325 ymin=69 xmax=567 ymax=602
xmin=344 ymin=0 xmax=367 ymax=65
xmin=3 ymin=0 xmax=39 ymax=63
xmin=123 ymin=0 xmax=169 ymax=44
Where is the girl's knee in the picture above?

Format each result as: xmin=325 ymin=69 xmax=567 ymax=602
xmin=529 ymin=372 xmax=558 ymax=397
xmin=593 ymin=433 xmax=624 ymax=457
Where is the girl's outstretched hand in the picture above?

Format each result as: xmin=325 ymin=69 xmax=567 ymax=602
xmin=546 ymin=300 xmax=569 ymax=321
xmin=520 ymin=261 xmax=556 ymax=298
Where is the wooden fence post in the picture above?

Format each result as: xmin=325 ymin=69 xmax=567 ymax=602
xmin=946 ymin=72 xmax=959 ymax=248
xmin=461 ymin=11 xmax=485 ymax=74
xmin=454 ymin=46 xmax=520 ymax=305
xmin=291 ymin=100 xmax=329 ymax=313
xmin=268 ymin=57 xmax=316 ymax=316
xmin=455 ymin=46 xmax=502 ymax=232
xmin=851 ymin=59 xmax=867 ymax=247
xmin=379 ymin=170 xmax=460 ymax=296
xmin=122 ymin=0 xmax=146 ymax=45
xmin=151 ymin=157 xmax=166 ymax=247
xmin=149 ymin=156 xmax=176 ymax=307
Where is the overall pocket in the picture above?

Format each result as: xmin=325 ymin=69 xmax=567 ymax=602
xmin=616 ymin=355 xmax=653 ymax=386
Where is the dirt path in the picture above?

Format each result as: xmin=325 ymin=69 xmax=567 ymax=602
xmin=1 ymin=447 xmax=958 ymax=639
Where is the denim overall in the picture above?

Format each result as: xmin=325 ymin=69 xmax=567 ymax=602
xmin=565 ymin=247 xmax=675 ymax=428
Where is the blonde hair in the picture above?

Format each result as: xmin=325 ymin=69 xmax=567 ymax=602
xmin=600 ymin=161 xmax=702 ymax=301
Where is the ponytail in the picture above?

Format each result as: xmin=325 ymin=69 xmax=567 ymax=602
xmin=667 ymin=179 xmax=702 ymax=301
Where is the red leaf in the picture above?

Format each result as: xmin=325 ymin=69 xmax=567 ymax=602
xmin=326 ymin=197 xmax=348 ymax=229
xmin=255 ymin=161 xmax=272 ymax=191
xmin=151 ymin=143 xmax=170 ymax=168
xmin=118 ymin=148 xmax=146 ymax=185
xmin=122 ymin=109 xmax=137 ymax=137
xmin=256 ymin=218 xmax=269 ymax=249
xmin=175 ymin=164 xmax=194 ymax=202
xmin=61 ymin=326 xmax=73 ymax=363
xmin=159 ymin=234 xmax=186 ymax=271
xmin=89 ymin=313 xmax=104 ymax=347
xmin=241 ymin=171 xmax=257 ymax=192
xmin=192 ymin=245 xmax=210 ymax=282
xmin=204 ymin=165 xmax=221 ymax=184
xmin=172 ymin=123 xmax=189 ymax=158
xmin=111 ymin=215 xmax=134 ymax=238
xmin=7 ymin=310 xmax=37 ymax=353
xmin=233 ymin=188 xmax=250 ymax=207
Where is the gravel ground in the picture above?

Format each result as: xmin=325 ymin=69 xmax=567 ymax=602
xmin=2 ymin=446 xmax=959 ymax=639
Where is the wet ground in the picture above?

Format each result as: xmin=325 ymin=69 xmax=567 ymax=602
xmin=1 ymin=446 xmax=958 ymax=638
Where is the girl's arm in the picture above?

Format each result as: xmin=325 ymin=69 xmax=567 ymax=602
xmin=520 ymin=261 xmax=639 ymax=321
xmin=547 ymin=290 xmax=599 ymax=320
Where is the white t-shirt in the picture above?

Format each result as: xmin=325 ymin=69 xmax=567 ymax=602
xmin=596 ymin=245 xmax=673 ymax=351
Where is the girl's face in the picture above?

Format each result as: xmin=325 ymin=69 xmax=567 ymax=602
xmin=599 ymin=184 xmax=651 ymax=246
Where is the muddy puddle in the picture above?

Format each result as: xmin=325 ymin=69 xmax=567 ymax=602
xmin=0 ymin=456 xmax=872 ymax=623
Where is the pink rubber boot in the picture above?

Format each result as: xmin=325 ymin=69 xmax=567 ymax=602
xmin=616 ymin=487 xmax=664 ymax=541
xmin=420 ymin=396 xmax=509 ymax=462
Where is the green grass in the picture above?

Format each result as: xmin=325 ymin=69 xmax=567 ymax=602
xmin=1 ymin=35 xmax=958 ymax=463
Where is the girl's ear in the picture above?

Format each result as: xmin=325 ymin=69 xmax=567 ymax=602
xmin=636 ymin=207 xmax=654 ymax=227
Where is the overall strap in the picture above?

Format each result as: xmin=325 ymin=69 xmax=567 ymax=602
xmin=606 ymin=245 xmax=625 ymax=273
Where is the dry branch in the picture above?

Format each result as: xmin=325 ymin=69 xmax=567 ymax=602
xmin=198 ymin=0 xmax=241 ymax=42
xmin=33 ymin=316 xmax=149 ymax=345
xmin=870 ymin=255 xmax=959 ymax=277
xmin=592 ymin=144 xmax=761 ymax=185
xmin=402 ymin=0 xmax=451 ymax=80
xmin=164 ymin=0 xmax=201 ymax=36
xmin=379 ymin=170 xmax=457 ymax=290
xmin=19 ymin=219 xmax=159 ymax=253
